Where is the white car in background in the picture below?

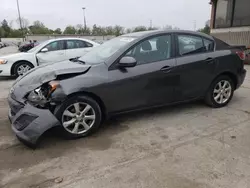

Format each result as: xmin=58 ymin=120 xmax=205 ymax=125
xmin=0 ymin=38 xmax=99 ymax=77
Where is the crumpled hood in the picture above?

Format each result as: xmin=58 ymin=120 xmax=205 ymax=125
xmin=11 ymin=60 xmax=91 ymax=99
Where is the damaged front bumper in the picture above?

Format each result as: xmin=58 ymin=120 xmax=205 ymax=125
xmin=8 ymin=95 xmax=60 ymax=146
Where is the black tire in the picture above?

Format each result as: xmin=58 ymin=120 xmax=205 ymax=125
xmin=13 ymin=61 xmax=33 ymax=77
xmin=54 ymin=95 xmax=102 ymax=139
xmin=205 ymin=75 xmax=235 ymax=108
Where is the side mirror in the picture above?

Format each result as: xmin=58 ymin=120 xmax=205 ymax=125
xmin=118 ymin=56 xmax=137 ymax=68
xmin=40 ymin=48 xmax=48 ymax=53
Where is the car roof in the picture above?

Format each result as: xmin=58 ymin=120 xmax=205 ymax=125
xmin=46 ymin=37 xmax=98 ymax=44
xmin=122 ymin=30 xmax=213 ymax=40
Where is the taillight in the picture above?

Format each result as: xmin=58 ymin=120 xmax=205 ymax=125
xmin=236 ymin=51 xmax=246 ymax=60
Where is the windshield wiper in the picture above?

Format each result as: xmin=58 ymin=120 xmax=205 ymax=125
xmin=69 ymin=57 xmax=85 ymax=64
xmin=76 ymin=59 xmax=85 ymax=64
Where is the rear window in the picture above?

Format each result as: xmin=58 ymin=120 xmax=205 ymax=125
xmin=213 ymin=37 xmax=230 ymax=50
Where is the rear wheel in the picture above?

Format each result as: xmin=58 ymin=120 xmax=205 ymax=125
xmin=14 ymin=61 xmax=33 ymax=77
xmin=54 ymin=95 xmax=102 ymax=139
xmin=205 ymin=75 xmax=235 ymax=108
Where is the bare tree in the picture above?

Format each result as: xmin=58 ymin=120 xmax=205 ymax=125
xmin=16 ymin=17 xmax=29 ymax=29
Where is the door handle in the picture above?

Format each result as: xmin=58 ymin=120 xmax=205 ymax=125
xmin=160 ymin=66 xmax=172 ymax=73
xmin=205 ymin=57 xmax=214 ymax=63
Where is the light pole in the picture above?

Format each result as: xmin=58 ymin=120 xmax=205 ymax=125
xmin=82 ymin=7 xmax=87 ymax=32
xmin=16 ymin=0 xmax=24 ymax=41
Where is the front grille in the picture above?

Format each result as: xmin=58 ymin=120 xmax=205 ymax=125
xmin=13 ymin=114 xmax=38 ymax=131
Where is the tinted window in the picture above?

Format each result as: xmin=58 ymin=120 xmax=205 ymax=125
xmin=215 ymin=0 xmax=233 ymax=28
xmin=233 ymin=0 xmax=250 ymax=26
xmin=45 ymin=41 xmax=64 ymax=52
xmin=177 ymin=35 xmax=205 ymax=56
xmin=66 ymin=40 xmax=93 ymax=49
xmin=125 ymin=35 xmax=171 ymax=65
xmin=203 ymin=38 xmax=214 ymax=52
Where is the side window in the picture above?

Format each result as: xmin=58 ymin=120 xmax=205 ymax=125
xmin=66 ymin=40 xmax=93 ymax=49
xmin=66 ymin=40 xmax=76 ymax=49
xmin=45 ymin=41 xmax=64 ymax=52
xmin=85 ymin=42 xmax=93 ymax=47
xmin=125 ymin=35 xmax=171 ymax=65
xmin=203 ymin=38 xmax=214 ymax=52
xmin=76 ymin=40 xmax=86 ymax=48
xmin=177 ymin=35 xmax=205 ymax=56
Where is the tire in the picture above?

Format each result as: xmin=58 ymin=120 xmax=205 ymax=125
xmin=13 ymin=61 xmax=33 ymax=77
xmin=205 ymin=75 xmax=235 ymax=108
xmin=54 ymin=95 xmax=102 ymax=139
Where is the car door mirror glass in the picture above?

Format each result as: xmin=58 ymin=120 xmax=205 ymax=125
xmin=118 ymin=56 xmax=137 ymax=68
xmin=40 ymin=48 xmax=48 ymax=53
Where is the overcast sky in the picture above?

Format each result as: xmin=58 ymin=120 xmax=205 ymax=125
xmin=1 ymin=0 xmax=211 ymax=30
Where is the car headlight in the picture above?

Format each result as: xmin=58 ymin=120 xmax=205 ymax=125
xmin=27 ymin=81 xmax=60 ymax=107
xmin=0 ymin=59 xmax=8 ymax=64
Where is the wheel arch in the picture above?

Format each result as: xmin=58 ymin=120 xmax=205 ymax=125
xmin=214 ymin=71 xmax=238 ymax=89
xmin=205 ymin=71 xmax=238 ymax=97
xmin=11 ymin=60 xmax=35 ymax=75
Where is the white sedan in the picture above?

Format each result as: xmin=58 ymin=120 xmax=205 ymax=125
xmin=0 ymin=38 xmax=99 ymax=77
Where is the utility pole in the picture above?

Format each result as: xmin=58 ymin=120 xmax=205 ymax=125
xmin=16 ymin=0 xmax=24 ymax=41
xmin=82 ymin=7 xmax=87 ymax=32
xmin=149 ymin=19 xmax=152 ymax=29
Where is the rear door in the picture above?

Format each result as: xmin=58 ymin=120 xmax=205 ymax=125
xmin=36 ymin=40 xmax=66 ymax=65
xmin=174 ymin=34 xmax=216 ymax=101
xmin=65 ymin=40 xmax=94 ymax=60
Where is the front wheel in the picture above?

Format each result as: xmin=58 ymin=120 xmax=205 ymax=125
xmin=205 ymin=75 xmax=235 ymax=108
xmin=14 ymin=61 xmax=33 ymax=77
xmin=54 ymin=95 xmax=102 ymax=139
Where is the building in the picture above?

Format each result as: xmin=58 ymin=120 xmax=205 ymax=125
xmin=210 ymin=0 xmax=250 ymax=47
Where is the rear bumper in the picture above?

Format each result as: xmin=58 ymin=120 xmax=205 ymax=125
xmin=236 ymin=68 xmax=246 ymax=89
xmin=8 ymin=96 xmax=60 ymax=146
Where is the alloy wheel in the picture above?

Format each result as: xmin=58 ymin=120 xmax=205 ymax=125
xmin=213 ymin=80 xmax=232 ymax=104
xmin=17 ymin=64 xmax=31 ymax=76
xmin=62 ymin=102 xmax=96 ymax=134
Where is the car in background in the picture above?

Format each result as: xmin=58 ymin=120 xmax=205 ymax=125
xmin=7 ymin=30 xmax=246 ymax=147
xmin=18 ymin=41 xmax=39 ymax=52
xmin=0 ymin=42 xmax=7 ymax=49
xmin=0 ymin=38 xmax=100 ymax=77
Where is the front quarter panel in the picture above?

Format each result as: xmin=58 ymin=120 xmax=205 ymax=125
xmin=10 ymin=53 xmax=36 ymax=66
xmin=51 ymin=64 xmax=109 ymax=103
xmin=0 ymin=53 xmax=36 ymax=75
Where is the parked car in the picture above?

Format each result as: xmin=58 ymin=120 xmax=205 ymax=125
xmin=0 ymin=38 xmax=100 ymax=77
xmin=18 ymin=41 xmax=39 ymax=52
xmin=0 ymin=42 xmax=7 ymax=49
xmin=8 ymin=30 xmax=246 ymax=147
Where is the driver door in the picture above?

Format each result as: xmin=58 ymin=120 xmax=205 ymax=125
xmin=36 ymin=40 xmax=66 ymax=65
xmin=106 ymin=34 xmax=178 ymax=112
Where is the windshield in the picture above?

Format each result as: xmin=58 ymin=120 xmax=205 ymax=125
xmin=79 ymin=36 xmax=136 ymax=64
xmin=27 ymin=40 xmax=48 ymax=53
